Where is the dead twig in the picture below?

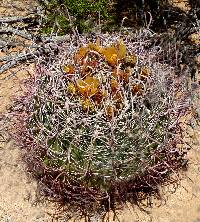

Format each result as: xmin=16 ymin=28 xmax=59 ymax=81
xmin=0 ymin=33 xmax=72 ymax=74
xmin=0 ymin=28 xmax=33 ymax=40
xmin=0 ymin=51 xmax=40 ymax=74
xmin=0 ymin=15 xmax=38 ymax=24
xmin=0 ymin=41 xmax=39 ymax=50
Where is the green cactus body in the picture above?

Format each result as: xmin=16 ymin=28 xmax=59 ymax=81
xmin=18 ymin=35 xmax=189 ymax=213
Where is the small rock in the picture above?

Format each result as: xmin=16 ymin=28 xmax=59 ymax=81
xmin=35 ymin=212 xmax=45 ymax=220
xmin=196 ymin=108 xmax=200 ymax=119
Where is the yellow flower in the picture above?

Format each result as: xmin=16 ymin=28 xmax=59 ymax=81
xmin=101 ymin=40 xmax=127 ymax=66
xmin=76 ymin=76 xmax=99 ymax=97
xmin=67 ymin=82 xmax=76 ymax=94
xmin=116 ymin=39 xmax=126 ymax=60
xmin=87 ymin=38 xmax=102 ymax=53
xmin=80 ymin=98 xmax=94 ymax=111
xmin=101 ymin=46 xmax=118 ymax=66
xmin=74 ymin=46 xmax=88 ymax=64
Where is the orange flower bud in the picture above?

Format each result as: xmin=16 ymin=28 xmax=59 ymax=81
xmin=105 ymin=104 xmax=116 ymax=119
xmin=140 ymin=67 xmax=151 ymax=81
xmin=125 ymin=54 xmax=137 ymax=67
xmin=132 ymin=83 xmax=143 ymax=95
xmin=63 ymin=64 xmax=75 ymax=75
xmin=110 ymin=79 xmax=119 ymax=93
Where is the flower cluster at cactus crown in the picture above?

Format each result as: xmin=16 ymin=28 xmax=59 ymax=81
xmin=63 ymin=38 xmax=151 ymax=119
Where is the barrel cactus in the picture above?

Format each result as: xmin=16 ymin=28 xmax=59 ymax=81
xmin=12 ymin=33 xmax=189 ymax=217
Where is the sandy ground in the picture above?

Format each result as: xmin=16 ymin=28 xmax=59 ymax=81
xmin=0 ymin=1 xmax=200 ymax=222
xmin=0 ymin=68 xmax=52 ymax=222
xmin=0 ymin=1 xmax=52 ymax=221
